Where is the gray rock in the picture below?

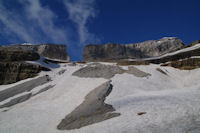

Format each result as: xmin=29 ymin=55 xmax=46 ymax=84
xmin=126 ymin=66 xmax=151 ymax=77
xmin=57 ymin=69 xmax=66 ymax=75
xmin=83 ymin=37 xmax=184 ymax=61
xmin=0 ymin=43 xmax=68 ymax=84
xmin=0 ymin=93 xmax=32 ymax=108
xmin=0 ymin=75 xmax=51 ymax=102
xmin=156 ymin=68 xmax=168 ymax=75
xmin=72 ymin=63 xmax=150 ymax=79
xmin=33 ymin=85 xmax=55 ymax=96
xmin=0 ymin=62 xmax=50 ymax=85
xmin=0 ymin=48 xmax=40 ymax=62
xmin=57 ymin=81 xmax=120 ymax=130
xmin=72 ymin=63 xmax=124 ymax=79
xmin=34 ymin=44 xmax=70 ymax=61
xmin=0 ymin=85 xmax=55 ymax=109
xmin=0 ymin=44 xmax=70 ymax=61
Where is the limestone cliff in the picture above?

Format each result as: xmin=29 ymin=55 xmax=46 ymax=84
xmin=0 ymin=62 xmax=50 ymax=85
xmin=0 ymin=43 xmax=69 ymax=85
xmin=2 ymin=44 xmax=70 ymax=61
xmin=83 ymin=37 xmax=184 ymax=61
xmin=0 ymin=48 xmax=40 ymax=62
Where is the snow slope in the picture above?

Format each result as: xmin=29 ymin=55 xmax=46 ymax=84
xmin=0 ymin=63 xmax=200 ymax=133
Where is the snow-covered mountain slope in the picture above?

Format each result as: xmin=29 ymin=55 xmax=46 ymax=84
xmin=0 ymin=62 xmax=200 ymax=133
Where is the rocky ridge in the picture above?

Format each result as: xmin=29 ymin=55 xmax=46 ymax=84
xmin=83 ymin=38 xmax=200 ymax=70
xmin=83 ymin=37 xmax=184 ymax=62
xmin=0 ymin=44 xmax=69 ymax=85
xmin=1 ymin=44 xmax=70 ymax=61
xmin=117 ymin=43 xmax=200 ymax=70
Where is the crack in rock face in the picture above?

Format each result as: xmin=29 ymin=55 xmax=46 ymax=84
xmin=57 ymin=81 xmax=120 ymax=130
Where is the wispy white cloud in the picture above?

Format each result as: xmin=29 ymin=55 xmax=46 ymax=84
xmin=0 ymin=0 xmax=99 ymax=45
xmin=0 ymin=1 xmax=35 ymax=42
xmin=0 ymin=0 xmax=68 ymax=44
xmin=22 ymin=0 xmax=68 ymax=43
xmin=64 ymin=0 xmax=99 ymax=45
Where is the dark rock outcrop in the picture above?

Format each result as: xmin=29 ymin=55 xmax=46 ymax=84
xmin=0 ymin=49 xmax=40 ymax=62
xmin=34 ymin=44 xmax=70 ymax=61
xmin=0 ymin=62 xmax=50 ymax=85
xmin=117 ymin=44 xmax=200 ymax=66
xmin=0 ymin=75 xmax=51 ymax=102
xmin=83 ymin=37 xmax=184 ymax=62
xmin=187 ymin=40 xmax=200 ymax=47
xmin=0 ymin=85 xmax=55 ymax=109
xmin=72 ymin=63 xmax=124 ymax=79
xmin=161 ymin=58 xmax=200 ymax=70
xmin=0 ymin=93 xmax=32 ymax=108
xmin=0 ymin=43 xmax=69 ymax=85
xmin=116 ymin=43 xmax=200 ymax=70
xmin=72 ymin=63 xmax=150 ymax=79
xmin=1 ymin=44 xmax=70 ymax=61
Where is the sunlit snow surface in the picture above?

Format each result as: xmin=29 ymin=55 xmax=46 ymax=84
xmin=0 ymin=62 xmax=200 ymax=133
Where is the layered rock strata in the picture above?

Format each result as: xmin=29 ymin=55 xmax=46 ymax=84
xmin=83 ymin=37 xmax=184 ymax=62
xmin=1 ymin=44 xmax=70 ymax=61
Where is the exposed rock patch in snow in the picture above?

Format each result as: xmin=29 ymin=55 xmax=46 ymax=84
xmin=156 ymin=68 xmax=168 ymax=75
xmin=0 ymin=75 xmax=51 ymax=102
xmin=0 ymin=84 xmax=55 ymax=109
xmin=57 ymin=80 xmax=120 ymax=130
xmin=32 ymin=85 xmax=55 ymax=96
xmin=72 ymin=63 xmax=150 ymax=79
xmin=57 ymin=69 xmax=66 ymax=75
xmin=72 ymin=63 xmax=124 ymax=79
xmin=126 ymin=66 xmax=151 ymax=77
xmin=0 ymin=93 xmax=32 ymax=108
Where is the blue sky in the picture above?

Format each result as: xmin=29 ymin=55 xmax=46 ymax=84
xmin=0 ymin=0 xmax=200 ymax=61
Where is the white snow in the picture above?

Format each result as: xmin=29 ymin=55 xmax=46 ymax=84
xmin=20 ymin=43 xmax=33 ymax=45
xmin=0 ymin=63 xmax=200 ymax=133
xmin=190 ymin=56 xmax=200 ymax=59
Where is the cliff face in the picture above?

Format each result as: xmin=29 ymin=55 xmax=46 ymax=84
xmin=2 ymin=44 xmax=70 ymax=61
xmin=0 ymin=62 xmax=50 ymax=85
xmin=0 ymin=49 xmax=40 ymax=62
xmin=0 ymin=43 xmax=69 ymax=85
xmin=83 ymin=37 xmax=184 ymax=61
xmin=35 ymin=44 xmax=70 ymax=61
